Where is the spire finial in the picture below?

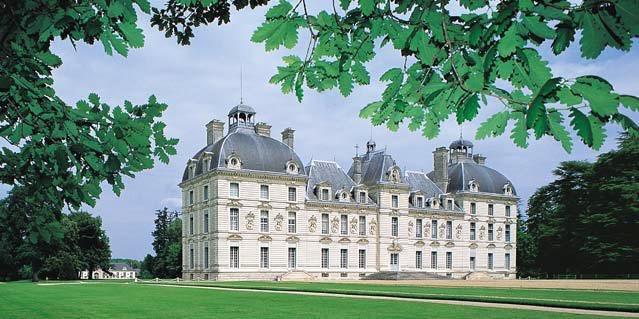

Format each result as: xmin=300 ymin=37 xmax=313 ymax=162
xmin=355 ymin=144 xmax=359 ymax=157
xmin=240 ymin=65 xmax=244 ymax=104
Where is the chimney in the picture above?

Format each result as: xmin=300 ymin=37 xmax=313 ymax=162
xmin=433 ymin=147 xmax=449 ymax=192
xmin=282 ymin=128 xmax=295 ymax=149
xmin=206 ymin=119 xmax=225 ymax=145
xmin=255 ymin=122 xmax=272 ymax=137
xmin=473 ymin=154 xmax=486 ymax=165
xmin=352 ymin=156 xmax=362 ymax=184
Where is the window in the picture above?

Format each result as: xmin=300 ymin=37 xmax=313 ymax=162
xmin=260 ymin=210 xmax=269 ymax=233
xmin=488 ymin=253 xmax=494 ymax=270
xmin=288 ymin=248 xmax=297 ymax=268
xmin=203 ymin=211 xmax=209 ymax=233
xmin=446 ymin=221 xmax=452 ymax=239
xmin=230 ymin=182 xmax=239 ymax=198
xmin=416 ymin=251 xmax=423 ymax=269
xmin=260 ymin=247 xmax=269 ymax=269
xmin=470 ymin=202 xmax=476 ymax=214
xmin=230 ymin=208 xmax=239 ymax=231
xmin=340 ymin=249 xmax=348 ymax=268
xmin=230 ymin=246 xmax=239 ymax=268
xmin=288 ymin=187 xmax=297 ymax=202
xmin=288 ymin=212 xmax=296 ymax=233
xmin=488 ymin=223 xmax=494 ymax=241
xmin=470 ymin=222 xmax=476 ymax=240
xmin=260 ymin=185 xmax=269 ymax=200
xmin=470 ymin=256 xmax=476 ymax=270
xmin=416 ymin=196 xmax=424 ymax=208
xmin=189 ymin=245 xmax=194 ymax=269
xmin=189 ymin=215 xmax=194 ymax=235
xmin=204 ymin=246 xmax=209 ymax=268
xmin=505 ymin=205 xmax=511 ymax=217
xmin=321 ymin=248 xmax=329 ymax=269
xmin=488 ymin=204 xmax=494 ymax=216
xmin=416 ymin=219 xmax=423 ymax=238
xmin=431 ymin=251 xmax=438 ymax=269
xmin=505 ymin=225 xmax=511 ymax=242
xmin=339 ymin=214 xmax=348 ymax=235
xmin=431 ymin=220 xmax=438 ymax=239
xmin=321 ymin=214 xmax=329 ymax=234
xmin=359 ymin=191 xmax=366 ymax=203
xmin=203 ymin=159 xmax=209 ymax=172
xmin=203 ymin=185 xmax=209 ymax=201
xmin=446 ymin=252 xmax=452 ymax=269
xmin=391 ymin=195 xmax=398 ymax=208
xmin=505 ymin=253 xmax=511 ymax=269
xmin=189 ymin=190 xmax=194 ymax=205
xmin=447 ymin=199 xmax=453 ymax=210
xmin=391 ymin=217 xmax=398 ymax=237
xmin=358 ymin=250 xmax=366 ymax=269
xmin=321 ymin=188 xmax=330 ymax=201
xmin=359 ymin=216 xmax=366 ymax=236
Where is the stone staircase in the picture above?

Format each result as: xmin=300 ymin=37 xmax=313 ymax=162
xmin=277 ymin=270 xmax=317 ymax=281
xmin=362 ymin=271 xmax=448 ymax=280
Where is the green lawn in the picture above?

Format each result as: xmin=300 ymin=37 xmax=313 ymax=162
xmin=146 ymin=280 xmax=639 ymax=312
xmin=0 ymin=281 xmax=628 ymax=319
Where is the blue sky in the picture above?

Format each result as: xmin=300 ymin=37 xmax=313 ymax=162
xmin=38 ymin=5 xmax=639 ymax=259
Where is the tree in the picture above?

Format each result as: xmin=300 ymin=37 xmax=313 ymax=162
xmin=152 ymin=0 xmax=638 ymax=152
xmin=144 ymin=208 xmax=182 ymax=279
xmin=40 ymin=215 xmax=82 ymax=280
xmin=68 ymin=212 xmax=111 ymax=280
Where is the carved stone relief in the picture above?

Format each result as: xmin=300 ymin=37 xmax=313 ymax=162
xmin=497 ymin=226 xmax=503 ymax=241
xmin=350 ymin=217 xmax=358 ymax=235
xmin=455 ymin=224 xmax=463 ymax=239
xmin=308 ymin=215 xmax=317 ymax=233
xmin=369 ymin=218 xmax=378 ymax=235
xmin=479 ymin=225 xmax=486 ymax=240
xmin=245 ymin=211 xmax=255 ymax=230
xmin=331 ymin=216 xmax=339 ymax=234
xmin=408 ymin=220 xmax=414 ymax=237
xmin=274 ymin=213 xmax=284 ymax=231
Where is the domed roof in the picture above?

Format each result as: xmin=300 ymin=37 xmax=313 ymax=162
xmin=228 ymin=103 xmax=256 ymax=116
xmin=449 ymin=139 xmax=474 ymax=149
xmin=182 ymin=129 xmax=305 ymax=181
xmin=445 ymin=161 xmax=516 ymax=195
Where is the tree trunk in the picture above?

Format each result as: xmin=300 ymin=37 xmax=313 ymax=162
xmin=31 ymin=261 xmax=40 ymax=282
xmin=88 ymin=266 xmax=94 ymax=280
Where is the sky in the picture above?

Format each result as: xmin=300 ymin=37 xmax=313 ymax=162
xmin=37 ymin=4 xmax=639 ymax=259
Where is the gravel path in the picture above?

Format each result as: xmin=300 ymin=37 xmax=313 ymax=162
xmin=148 ymin=283 xmax=639 ymax=318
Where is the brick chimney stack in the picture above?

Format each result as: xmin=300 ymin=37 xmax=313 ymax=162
xmin=206 ymin=119 xmax=225 ymax=145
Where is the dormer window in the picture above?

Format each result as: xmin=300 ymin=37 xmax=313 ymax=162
xmin=416 ymin=196 xmax=424 ymax=208
xmin=469 ymin=180 xmax=479 ymax=192
xmin=227 ymin=154 xmax=241 ymax=170
xmin=503 ymin=183 xmax=513 ymax=195
xmin=203 ymin=158 xmax=209 ymax=173
xmin=388 ymin=167 xmax=401 ymax=183
xmin=320 ymin=188 xmax=330 ymax=201
xmin=338 ymin=191 xmax=349 ymax=202
xmin=430 ymin=198 xmax=439 ymax=208
xmin=446 ymin=199 xmax=453 ymax=210
xmin=358 ymin=191 xmax=367 ymax=203
xmin=286 ymin=161 xmax=299 ymax=174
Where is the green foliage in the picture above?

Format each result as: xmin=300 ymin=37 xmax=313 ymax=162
xmin=521 ymin=135 xmax=639 ymax=275
xmin=141 ymin=208 xmax=182 ymax=279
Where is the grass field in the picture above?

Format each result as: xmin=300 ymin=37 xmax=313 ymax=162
xmin=0 ymin=281 xmax=633 ymax=319
xmin=142 ymin=280 xmax=639 ymax=313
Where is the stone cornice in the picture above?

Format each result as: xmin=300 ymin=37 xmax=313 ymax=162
xmin=305 ymin=200 xmax=377 ymax=211
xmin=452 ymin=191 xmax=519 ymax=203
xmin=179 ymin=169 xmax=308 ymax=188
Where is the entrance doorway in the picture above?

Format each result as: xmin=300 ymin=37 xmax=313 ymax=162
xmin=390 ymin=253 xmax=399 ymax=271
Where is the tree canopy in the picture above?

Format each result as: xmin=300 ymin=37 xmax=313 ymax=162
xmin=141 ymin=208 xmax=182 ymax=279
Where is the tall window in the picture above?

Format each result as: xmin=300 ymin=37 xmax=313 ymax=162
xmin=488 ymin=253 xmax=494 ymax=270
xmin=260 ymin=247 xmax=269 ymax=269
xmin=340 ymin=249 xmax=348 ymax=268
xmin=230 ymin=182 xmax=239 ymax=198
xmin=358 ymin=250 xmax=366 ymax=269
xmin=446 ymin=221 xmax=452 ymax=239
xmin=446 ymin=252 xmax=452 ymax=269
xmin=260 ymin=210 xmax=269 ymax=233
xmin=416 ymin=251 xmax=423 ymax=269
xmin=505 ymin=225 xmax=511 ymax=242
xmin=359 ymin=191 xmax=366 ymax=203
xmin=203 ymin=185 xmax=209 ymax=201
xmin=204 ymin=245 xmax=209 ymax=268
xmin=359 ymin=216 xmax=366 ymax=236
xmin=391 ymin=217 xmax=399 ymax=237
xmin=447 ymin=199 xmax=453 ymax=210
xmin=416 ymin=196 xmax=424 ymax=208
xmin=505 ymin=205 xmax=511 ymax=217
xmin=431 ymin=251 xmax=438 ymax=269
xmin=189 ymin=190 xmax=194 ymax=205
xmin=470 ymin=202 xmax=476 ymax=214
xmin=203 ymin=211 xmax=209 ymax=233
xmin=416 ymin=219 xmax=423 ymax=238
xmin=288 ymin=187 xmax=297 ymax=202
xmin=340 ymin=214 xmax=348 ymax=235
xmin=470 ymin=222 xmax=476 ymax=240
xmin=321 ymin=188 xmax=329 ymax=201
xmin=488 ymin=223 xmax=494 ymax=241
xmin=431 ymin=220 xmax=438 ymax=239
xmin=230 ymin=208 xmax=239 ymax=231
xmin=469 ymin=256 xmax=476 ymax=270
xmin=189 ymin=245 xmax=194 ymax=269
xmin=321 ymin=213 xmax=329 ymax=234
xmin=505 ymin=253 xmax=511 ymax=269
xmin=260 ymin=185 xmax=269 ymax=200
xmin=391 ymin=195 xmax=398 ymax=208
xmin=288 ymin=247 xmax=297 ymax=268
xmin=230 ymin=246 xmax=239 ymax=268
xmin=189 ymin=215 xmax=194 ymax=235
xmin=288 ymin=212 xmax=296 ymax=233
xmin=321 ymin=248 xmax=329 ymax=269
xmin=488 ymin=204 xmax=494 ymax=216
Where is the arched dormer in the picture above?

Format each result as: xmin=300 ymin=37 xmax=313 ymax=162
xmin=503 ymin=183 xmax=513 ymax=195
xmin=336 ymin=188 xmax=350 ymax=202
xmin=286 ymin=160 xmax=299 ymax=175
xmin=226 ymin=153 xmax=241 ymax=170
xmin=468 ymin=179 xmax=479 ymax=192
xmin=388 ymin=166 xmax=401 ymax=183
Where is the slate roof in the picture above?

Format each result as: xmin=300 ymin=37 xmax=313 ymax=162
xmin=428 ymin=159 xmax=516 ymax=195
xmin=227 ymin=103 xmax=256 ymax=116
xmin=347 ymin=148 xmax=404 ymax=186
xmin=404 ymin=171 xmax=443 ymax=197
xmin=305 ymin=160 xmax=371 ymax=203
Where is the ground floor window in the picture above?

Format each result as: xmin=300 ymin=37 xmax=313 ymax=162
xmin=321 ymin=248 xmax=329 ymax=269
xmin=470 ymin=256 xmax=476 ymax=270
xmin=505 ymin=253 xmax=511 ymax=270
xmin=390 ymin=253 xmax=399 ymax=271
xmin=358 ymin=249 xmax=366 ymax=269
xmin=488 ymin=253 xmax=494 ymax=270
xmin=230 ymin=246 xmax=239 ymax=268
xmin=288 ymin=247 xmax=297 ymax=269
xmin=416 ymin=251 xmax=423 ymax=269
xmin=189 ymin=245 xmax=194 ymax=269
xmin=431 ymin=251 xmax=437 ymax=269
xmin=340 ymin=249 xmax=348 ymax=269
xmin=446 ymin=252 xmax=452 ymax=269
xmin=260 ymin=247 xmax=269 ymax=269
xmin=204 ymin=246 xmax=209 ymax=269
